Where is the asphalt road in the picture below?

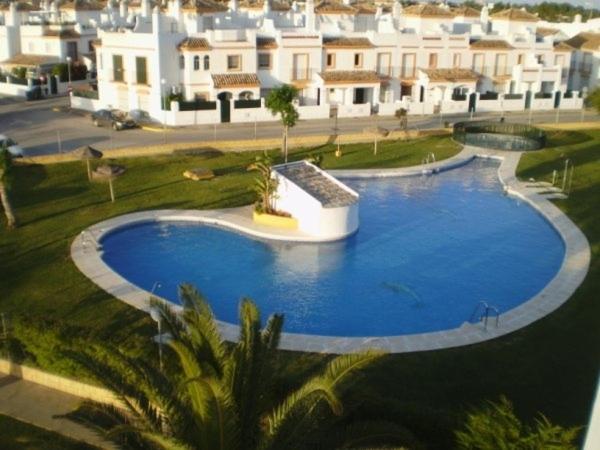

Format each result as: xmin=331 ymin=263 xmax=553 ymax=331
xmin=0 ymin=95 xmax=598 ymax=157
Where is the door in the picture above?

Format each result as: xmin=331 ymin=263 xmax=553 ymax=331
xmin=468 ymin=92 xmax=477 ymax=113
xmin=218 ymin=92 xmax=231 ymax=123
xmin=354 ymin=88 xmax=365 ymax=104
xmin=525 ymin=90 xmax=532 ymax=109
xmin=49 ymin=75 xmax=57 ymax=95
xmin=554 ymin=91 xmax=561 ymax=109
xmin=66 ymin=42 xmax=78 ymax=61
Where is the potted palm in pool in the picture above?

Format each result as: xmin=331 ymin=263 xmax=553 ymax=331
xmin=251 ymin=152 xmax=298 ymax=229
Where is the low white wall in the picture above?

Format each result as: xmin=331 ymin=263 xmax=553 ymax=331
xmin=231 ymin=105 xmax=278 ymax=123
xmin=440 ymin=100 xmax=469 ymax=114
xmin=476 ymin=98 xmax=504 ymax=112
xmin=530 ymin=98 xmax=555 ymax=111
xmin=0 ymin=358 xmax=122 ymax=408
xmin=70 ymin=94 xmax=102 ymax=111
xmin=165 ymin=102 xmax=220 ymax=126
xmin=298 ymin=103 xmax=330 ymax=120
xmin=0 ymin=81 xmax=29 ymax=97
xmin=559 ymin=97 xmax=583 ymax=110
xmin=501 ymin=97 xmax=526 ymax=112
xmin=406 ymin=101 xmax=435 ymax=116
xmin=378 ymin=102 xmax=402 ymax=116
xmin=337 ymin=103 xmax=371 ymax=118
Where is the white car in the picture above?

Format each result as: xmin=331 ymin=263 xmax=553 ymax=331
xmin=0 ymin=134 xmax=24 ymax=158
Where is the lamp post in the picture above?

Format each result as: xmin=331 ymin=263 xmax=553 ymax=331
xmin=66 ymin=56 xmax=72 ymax=109
xmin=161 ymin=78 xmax=167 ymax=143
xmin=149 ymin=282 xmax=163 ymax=371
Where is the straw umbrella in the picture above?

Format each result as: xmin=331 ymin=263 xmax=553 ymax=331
xmin=363 ymin=126 xmax=389 ymax=155
xmin=92 ymin=164 xmax=125 ymax=202
xmin=73 ymin=145 xmax=103 ymax=181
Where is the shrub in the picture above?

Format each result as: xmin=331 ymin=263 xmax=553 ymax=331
xmin=52 ymin=62 xmax=88 ymax=82
xmin=11 ymin=66 xmax=27 ymax=80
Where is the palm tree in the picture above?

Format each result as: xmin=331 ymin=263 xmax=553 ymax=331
xmin=0 ymin=146 xmax=17 ymax=229
xmin=455 ymin=396 xmax=580 ymax=450
xmin=251 ymin=152 xmax=278 ymax=214
xmin=65 ymin=284 xmax=397 ymax=450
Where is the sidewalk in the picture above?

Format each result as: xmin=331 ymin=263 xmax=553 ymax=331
xmin=0 ymin=373 xmax=118 ymax=449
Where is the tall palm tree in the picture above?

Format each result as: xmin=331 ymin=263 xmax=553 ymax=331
xmin=0 ymin=146 xmax=17 ymax=229
xmin=65 ymin=284 xmax=401 ymax=450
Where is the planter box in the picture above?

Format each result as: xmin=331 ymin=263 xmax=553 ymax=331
xmin=253 ymin=211 xmax=298 ymax=229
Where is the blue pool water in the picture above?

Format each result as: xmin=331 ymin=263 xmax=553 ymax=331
xmin=100 ymin=159 xmax=565 ymax=337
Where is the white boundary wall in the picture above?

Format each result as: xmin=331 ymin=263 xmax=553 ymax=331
xmin=70 ymin=95 xmax=102 ymax=111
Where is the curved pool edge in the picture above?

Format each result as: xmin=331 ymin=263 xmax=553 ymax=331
xmin=71 ymin=146 xmax=591 ymax=354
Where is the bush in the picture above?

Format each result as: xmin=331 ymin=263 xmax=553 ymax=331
xmin=72 ymin=89 xmax=99 ymax=100
xmin=11 ymin=66 xmax=27 ymax=80
xmin=52 ymin=62 xmax=88 ymax=82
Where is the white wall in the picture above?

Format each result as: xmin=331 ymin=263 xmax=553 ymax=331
xmin=70 ymin=94 xmax=102 ymax=111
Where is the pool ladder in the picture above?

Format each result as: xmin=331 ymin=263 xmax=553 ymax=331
xmin=470 ymin=301 xmax=500 ymax=331
xmin=422 ymin=152 xmax=436 ymax=165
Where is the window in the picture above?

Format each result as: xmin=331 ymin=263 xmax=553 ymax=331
xmin=453 ymin=53 xmax=461 ymax=68
xmin=135 ymin=56 xmax=147 ymax=84
xmin=179 ymin=55 xmax=185 ymax=69
xmin=377 ymin=53 xmax=391 ymax=76
xmin=554 ymin=54 xmax=565 ymax=66
xmin=193 ymin=55 xmax=200 ymax=71
xmin=354 ymin=53 xmax=363 ymax=68
xmin=112 ymin=54 xmax=124 ymax=82
xmin=494 ymin=53 xmax=507 ymax=76
xmin=428 ymin=53 xmax=438 ymax=69
xmin=258 ymin=53 xmax=271 ymax=70
xmin=88 ymin=40 xmax=95 ymax=52
xmin=195 ymin=91 xmax=210 ymax=101
xmin=227 ymin=55 xmax=241 ymax=71
xmin=472 ymin=53 xmax=484 ymax=73
xmin=401 ymin=53 xmax=416 ymax=78
xmin=517 ymin=53 xmax=525 ymax=65
xmin=203 ymin=55 xmax=210 ymax=70
xmin=326 ymin=53 xmax=335 ymax=69
xmin=67 ymin=41 xmax=78 ymax=60
xmin=536 ymin=54 xmax=544 ymax=64
xmin=292 ymin=53 xmax=308 ymax=80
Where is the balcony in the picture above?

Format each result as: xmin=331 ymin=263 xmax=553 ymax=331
xmin=290 ymin=68 xmax=318 ymax=82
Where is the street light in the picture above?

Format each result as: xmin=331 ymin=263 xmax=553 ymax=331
xmin=161 ymin=78 xmax=167 ymax=143
xmin=66 ymin=56 xmax=72 ymax=108
xmin=149 ymin=281 xmax=163 ymax=371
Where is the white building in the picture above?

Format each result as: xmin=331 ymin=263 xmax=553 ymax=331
xmin=1 ymin=1 xmax=598 ymax=120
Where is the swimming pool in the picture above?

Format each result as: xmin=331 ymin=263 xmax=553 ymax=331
xmin=99 ymin=159 xmax=565 ymax=337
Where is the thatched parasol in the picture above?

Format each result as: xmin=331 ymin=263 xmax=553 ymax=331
xmin=363 ymin=126 xmax=389 ymax=155
xmin=73 ymin=145 xmax=103 ymax=181
xmin=92 ymin=164 xmax=125 ymax=202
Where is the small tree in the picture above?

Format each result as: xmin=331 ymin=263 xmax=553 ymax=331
xmin=395 ymin=107 xmax=408 ymax=131
xmin=11 ymin=66 xmax=27 ymax=80
xmin=252 ymin=152 xmax=278 ymax=214
xmin=455 ymin=396 xmax=580 ymax=450
xmin=586 ymin=87 xmax=600 ymax=113
xmin=266 ymin=84 xmax=299 ymax=163
xmin=0 ymin=146 xmax=18 ymax=229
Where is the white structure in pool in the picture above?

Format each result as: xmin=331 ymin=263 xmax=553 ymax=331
xmin=272 ymin=160 xmax=358 ymax=239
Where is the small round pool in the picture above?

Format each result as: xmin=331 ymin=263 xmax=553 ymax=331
xmin=100 ymin=159 xmax=564 ymax=337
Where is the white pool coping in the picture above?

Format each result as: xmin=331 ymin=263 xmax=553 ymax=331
xmin=71 ymin=146 xmax=591 ymax=354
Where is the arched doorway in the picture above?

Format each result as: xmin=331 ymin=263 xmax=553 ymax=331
xmin=217 ymin=91 xmax=232 ymax=123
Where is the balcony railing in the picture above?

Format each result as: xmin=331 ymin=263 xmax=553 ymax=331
xmin=290 ymin=68 xmax=317 ymax=82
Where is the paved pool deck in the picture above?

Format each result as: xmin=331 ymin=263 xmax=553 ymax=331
xmin=71 ymin=146 xmax=591 ymax=354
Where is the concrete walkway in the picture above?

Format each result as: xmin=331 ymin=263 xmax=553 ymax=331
xmin=0 ymin=373 xmax=118 ymax=449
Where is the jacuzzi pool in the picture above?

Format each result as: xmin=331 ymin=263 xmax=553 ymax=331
xmin=98 ymin=159 xmax=565 ymax=338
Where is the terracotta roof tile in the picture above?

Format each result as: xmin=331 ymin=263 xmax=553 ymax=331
xmin=470 ymin=39 xmax=514 ymax=50
xmin=182 ymin=0 xmax=228 ymax=13
xmin=319 ymin=70 xmax=381 ymax=84
xmin=451 ymin=5 xmax=480 ymax=18
xmin=59 ymin=0 xmax=105 ymax=11
xmin=314 ymin=0 xmax=354 ymax=14
xmin=422 ymin=68 xmax=480 ymax=82
xmin=178 ymin=37 xmax=211 ymax=51
xmin=0 ymin=2 xmax=40 ymax=11
xmin=403 ymin=4 xmax=453 ymax=18
xmin=564 ymin=32 xmax=600 ymax=52
xmin=553 ymin=41 xmax=575 ymax=52
xmin=212 ymin=73 xmax=260 ymax=88
xmin=323 ymin=37 xmax=373 ymax=48
xmin=257 ymin=37 xmax=277 ymax=49
xmin=536 ymin=27 xmax=560 ymax=37
xmin=43 ymin=29 xmax=82 ymax=39
xmin=490 ymin=7 xmax=538 ymax=22
xmin=239 ymin=0 xmax=291 ymax=11
xmin=1 ymin=53 xmax=60 ymax=66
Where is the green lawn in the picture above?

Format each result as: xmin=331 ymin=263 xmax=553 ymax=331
xmin=0 ymin=131 xmax=598 ymax=448
xmin=0 ymin=414 xmax=98 ymax=450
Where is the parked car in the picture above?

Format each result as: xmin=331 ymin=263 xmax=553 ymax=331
xmin=91 ymin=109 xmax=136 ymax=131
xmin=0 ymin=134 xmax=24 ymax=158
xmin=128 ymin=109 xmax=159 ymax=128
